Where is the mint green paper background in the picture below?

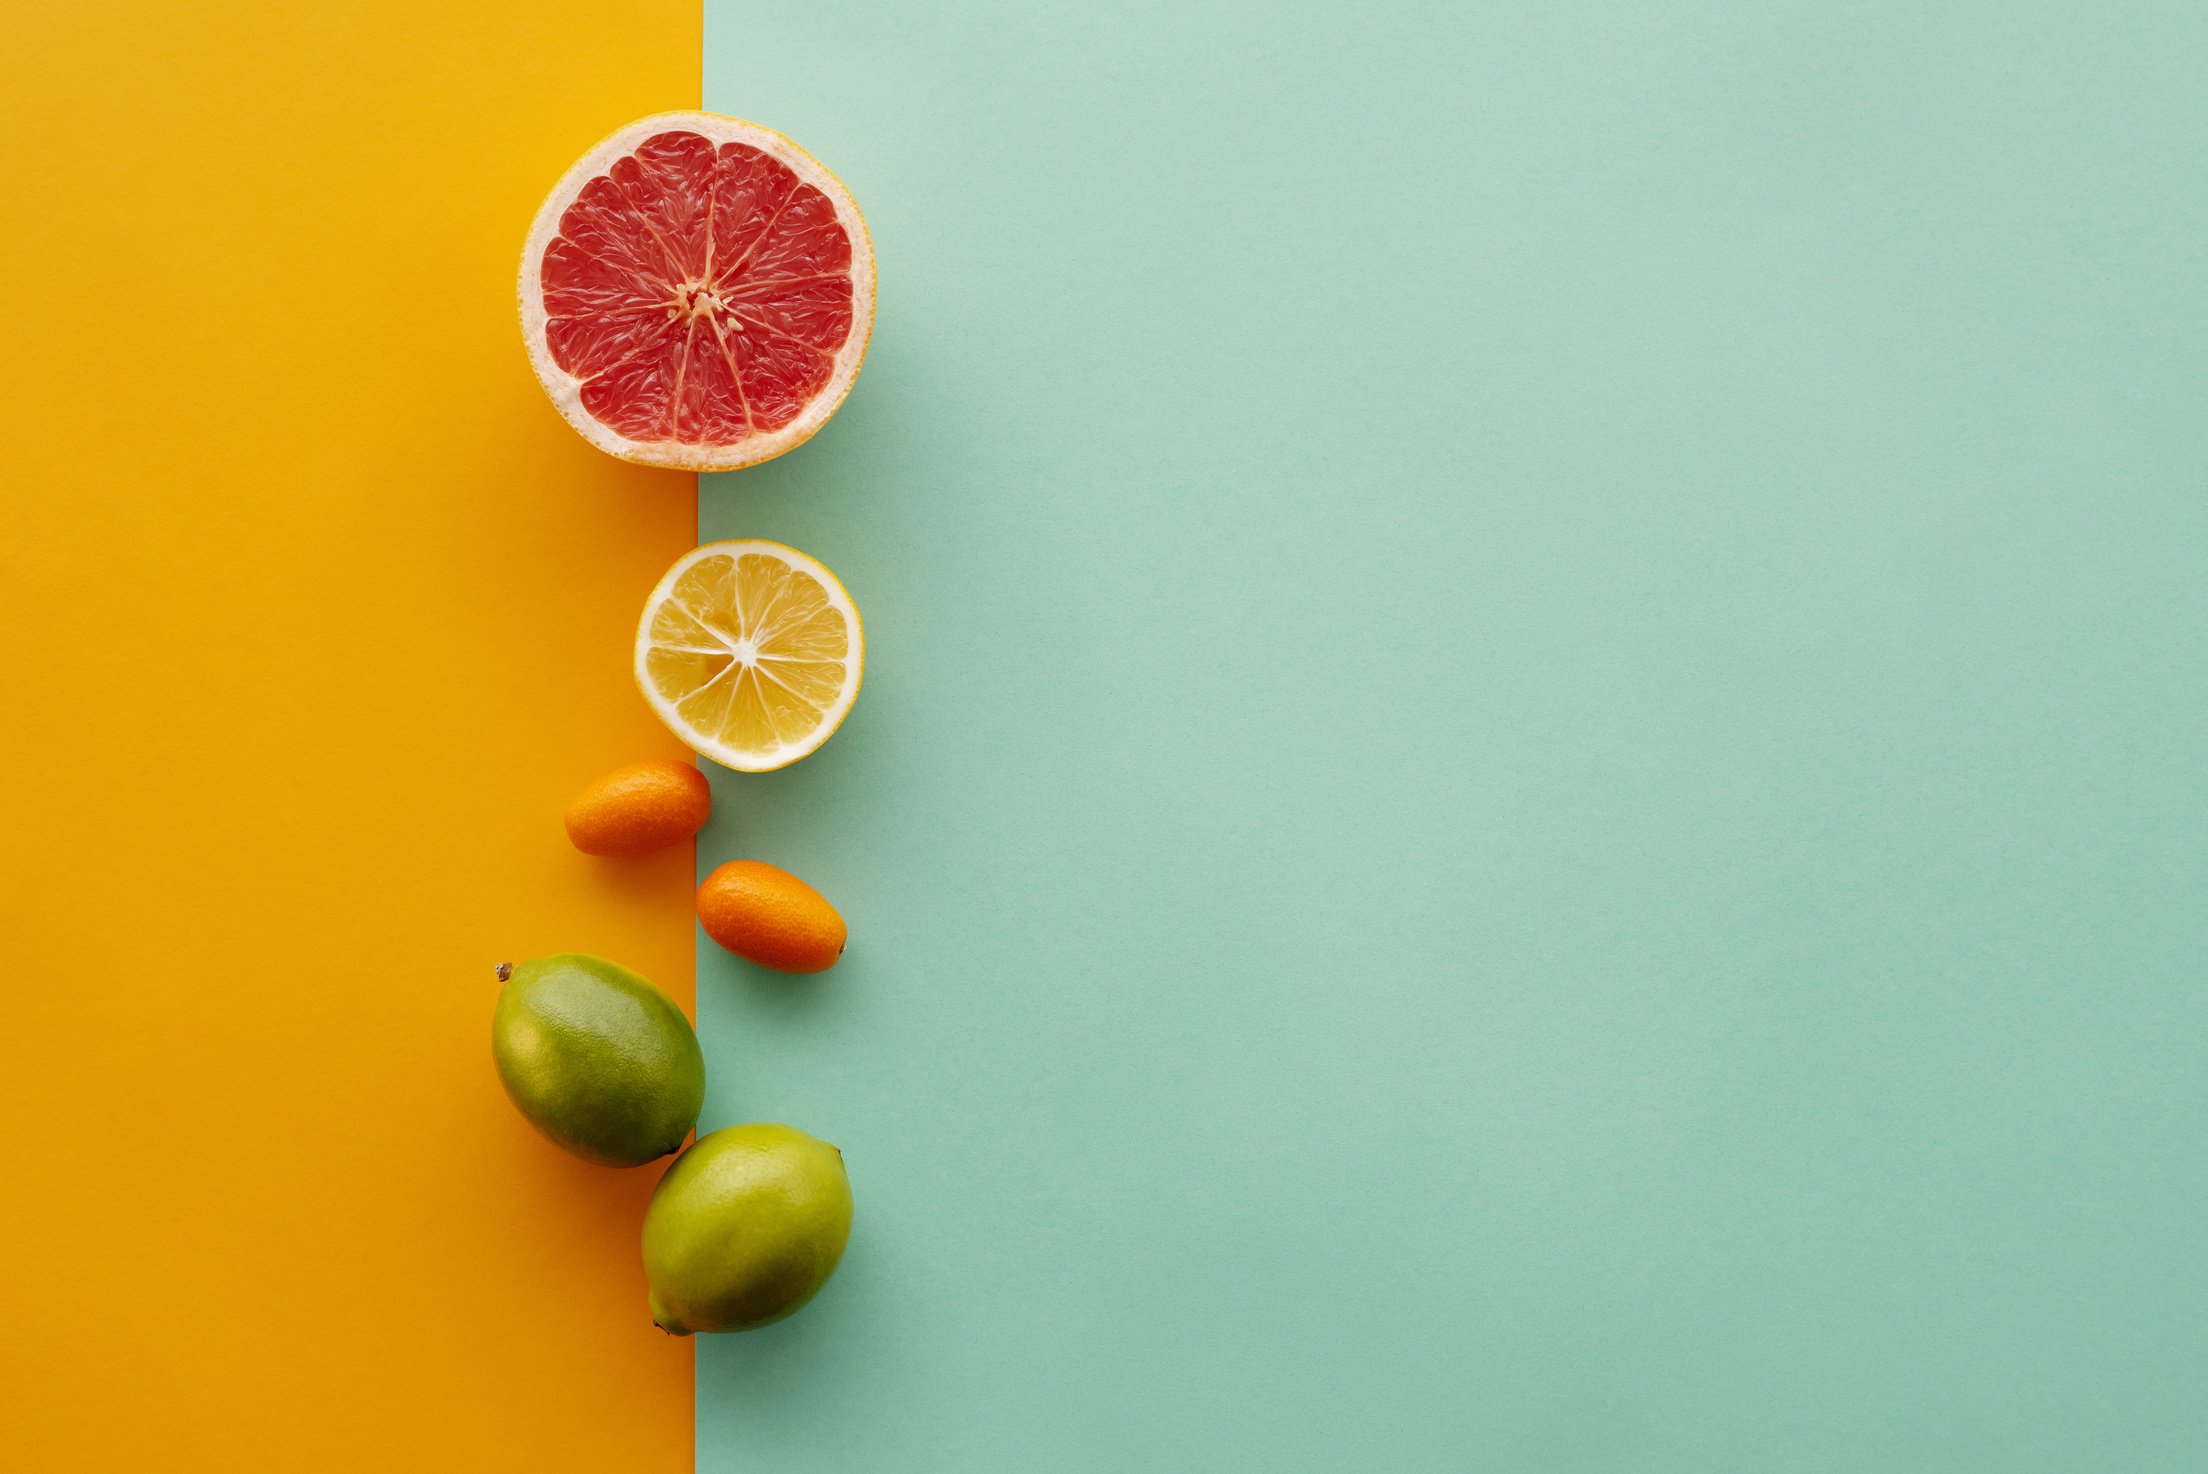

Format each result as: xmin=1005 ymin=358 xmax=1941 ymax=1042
xmin=696 ymin=4 xmax=2208 ymax=1467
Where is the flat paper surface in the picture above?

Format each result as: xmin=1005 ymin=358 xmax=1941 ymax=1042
xmin=698 ymin=4 xmax=2208 ymax=1468
xmin=0 ymin=3 xmax=698 ymax=1466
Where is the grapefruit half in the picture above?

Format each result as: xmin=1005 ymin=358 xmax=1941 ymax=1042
xmin=519 ymin=112 xmax=876 ymax=471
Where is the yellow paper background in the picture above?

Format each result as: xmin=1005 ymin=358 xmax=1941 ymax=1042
xmin=0 ymin=2 xmax=699 ymax=1466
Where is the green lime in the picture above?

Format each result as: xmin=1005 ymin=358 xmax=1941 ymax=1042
xmin=642 ymin=1123 xmax=853 ymax=1334
xmin=491 ymin=953 xmax=704 ymax=1168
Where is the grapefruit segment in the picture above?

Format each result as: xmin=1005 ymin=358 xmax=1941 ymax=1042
xmin=722 ymin=276 xmax=854 ymax=350
xmin=520 ymin=113 xmax=875 ymax=471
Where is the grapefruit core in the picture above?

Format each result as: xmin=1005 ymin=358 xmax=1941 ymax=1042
xmin=519 ymin=112 xmax=876 ymax=471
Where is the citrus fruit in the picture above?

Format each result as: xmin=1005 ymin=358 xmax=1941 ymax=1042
xmin=696 ymin=860 xmax=848 ymax=974
xmin=519 ymin=111 xmax=876 ymax=471
xmin=642 ymin=1123 xmax=854 ymax=1334
xmin=564 ymin=759 xmax=712 ymax=857
xmin=491 ymin=954 xmax=704 ymax=1168
xmin=635 ymin=540 xmax=863 ymax=772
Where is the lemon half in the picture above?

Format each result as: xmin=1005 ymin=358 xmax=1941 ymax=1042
xmin=634 ymin=540 xmax=863 ymax=771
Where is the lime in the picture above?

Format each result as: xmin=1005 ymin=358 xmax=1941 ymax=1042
xmin=642 ymin=1123 xmax=853 ymax=1333
xmin=491 ymin=953 xmax=704 ymax=1168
